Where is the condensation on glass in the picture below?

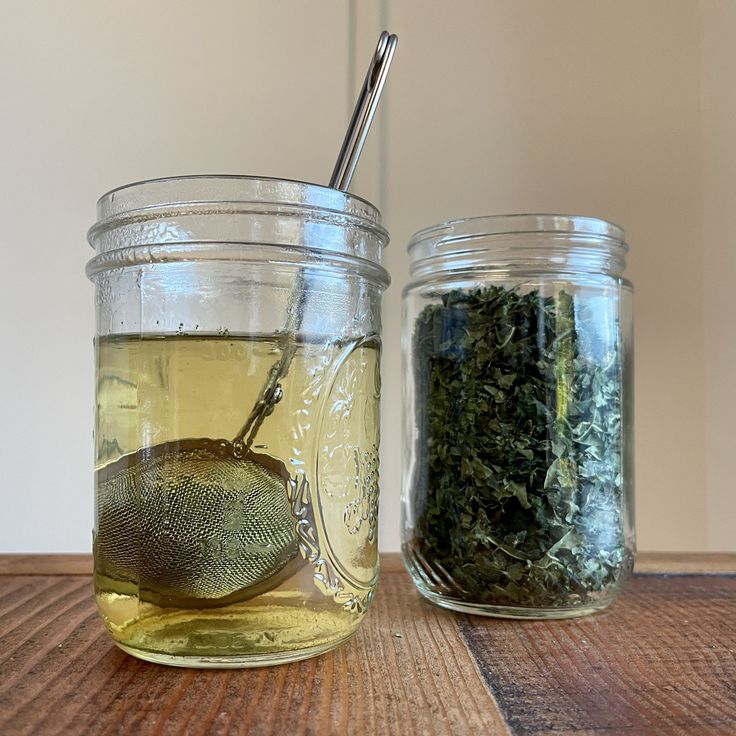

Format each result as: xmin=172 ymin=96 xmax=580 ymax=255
xmin=401 ymin=215 xmax=634 ymax=619
xmin=87 ymin=176 xmax=390 ymax=666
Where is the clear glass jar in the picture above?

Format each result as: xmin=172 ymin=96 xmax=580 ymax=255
xmin=401 ymin=215 xmax=634 ymax=619
xmin=86 ymin=175 xmax=389 ymax=666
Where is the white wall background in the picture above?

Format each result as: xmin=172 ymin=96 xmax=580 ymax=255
xmin=0 ymin=1 xmax=733 ymax=554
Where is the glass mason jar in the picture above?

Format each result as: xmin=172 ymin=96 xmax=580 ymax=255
xmin=86 ymin=176 xmax=390 ymax=667
xmin=401 ymin=214 xmax=634 ymax=619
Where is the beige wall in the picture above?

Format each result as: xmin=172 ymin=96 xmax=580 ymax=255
xmin=0 ymin=1 xmax=732 ymax=553
xmin=372 ymin=0 xmax=710 ymax=553
xmin=0 ymin=0 xmax=353 ymax=552
xmin=701 ymin=1 xmax=736 ymax=551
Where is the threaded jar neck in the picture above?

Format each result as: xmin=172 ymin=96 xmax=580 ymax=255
xmin=86 ymin=175 xmax=390 ymax=286
xmin=407 ymin=214 xmax=627 ymax=282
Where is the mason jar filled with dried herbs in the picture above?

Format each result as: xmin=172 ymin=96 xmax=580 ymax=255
xmin=401 ymin=214 xmax=634 ymax=618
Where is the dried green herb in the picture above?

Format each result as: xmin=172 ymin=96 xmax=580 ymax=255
xmin=409 ymin=285 xmax=631 ymax=608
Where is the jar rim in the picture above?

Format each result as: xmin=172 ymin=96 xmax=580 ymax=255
xmin=406 ymin=214 xmax=628 ymax=281
xmin=408 ymin=213 xmax=626 ymax=253
xmin=87 ymin=175 xmax=389 ymax=283
xmin=95 ymin=173 xmax=383 ymax=223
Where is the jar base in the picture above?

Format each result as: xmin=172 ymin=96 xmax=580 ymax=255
xmin=113 ymin=631 xmax=356 ymax=669
xmin=417 ymin=586 xmax=613 ymax=620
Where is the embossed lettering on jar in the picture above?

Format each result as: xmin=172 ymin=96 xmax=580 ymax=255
xmin=87 ymin=176 xmax=390 ymax=667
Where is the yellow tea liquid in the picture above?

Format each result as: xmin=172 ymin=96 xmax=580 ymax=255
xmin=94 ymin=333 xmax=380 ymax=667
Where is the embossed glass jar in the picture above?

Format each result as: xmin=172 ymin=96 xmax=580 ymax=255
xmin=87 ymin=176 xmax=389 ymax=667
xmin=402 ymin=215 xmax=634 ymax=619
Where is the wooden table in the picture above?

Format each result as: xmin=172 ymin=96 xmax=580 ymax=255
xmin=1 ymin=553 xmax=734 ymax=735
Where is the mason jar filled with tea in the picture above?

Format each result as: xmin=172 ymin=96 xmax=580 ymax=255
xmin=87 ymin=175 xmax=389 ymax=666
xmin=401 ymin=214 xmax=634 ymax=618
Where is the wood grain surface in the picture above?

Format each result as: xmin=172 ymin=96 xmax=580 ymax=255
xmin=0 ymin=554 xmax=734 ymax=736
xmin=3 ymin=551 xmax=733 ymax=576
xmin=0 ymin=554 xmax=93 ymax=576
xmin=459 ymin=574 xmax=736 ymax=735
xmin=0 ymin=560 xmax=509 ymax=736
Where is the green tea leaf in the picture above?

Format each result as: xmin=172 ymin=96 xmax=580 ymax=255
xmin=409 ymin=285 xmax=631 ymax=608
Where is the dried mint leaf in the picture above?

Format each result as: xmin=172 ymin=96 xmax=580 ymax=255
xmin=409 ymin=285 xmax=632 ymax=608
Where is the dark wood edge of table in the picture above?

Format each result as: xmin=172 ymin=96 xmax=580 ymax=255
xmin=0 ymin=551 xmax=734 ymax=576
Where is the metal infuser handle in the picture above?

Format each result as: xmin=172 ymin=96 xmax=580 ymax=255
xmin=231 ymin=270 xmax=306 ymax=451
xmin=330 ymin=31 xmax=398 ymax=190
xmin=233 ymin=31 xmax=398 ymax=452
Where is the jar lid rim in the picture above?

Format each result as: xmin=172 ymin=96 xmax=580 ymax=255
xmin=408 ymin=214 xmax=626 ymax=251
xmin=95 ymin=174 xmax=383 ymax=225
